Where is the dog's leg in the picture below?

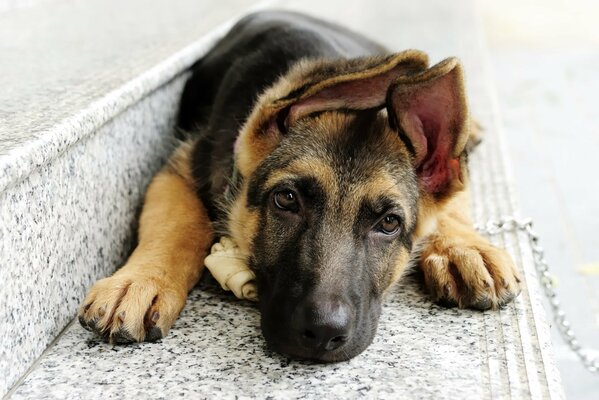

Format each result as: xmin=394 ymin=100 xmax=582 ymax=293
xmin=419 ymin=191 xmax=521 ymax=309
xmin=78 ymin=146 xmax=213 ymax=342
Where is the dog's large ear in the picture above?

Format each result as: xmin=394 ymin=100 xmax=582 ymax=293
xmin=276 ymin=51 xmax=430 ymax=129
xmin=236 ymin=50 xmax=429 ymax=176
xmin=387 ymin=57 xmax=469 ymax=197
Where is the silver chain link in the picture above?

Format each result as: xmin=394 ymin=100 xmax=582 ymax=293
xmin=475 ymin=217 xmax=598 ymax=375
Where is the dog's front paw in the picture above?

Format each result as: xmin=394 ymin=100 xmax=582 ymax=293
xmin=78 ymin=270 xmax=186 ymax=343
xmin=419 ymin=232 xmax=521 ymax=310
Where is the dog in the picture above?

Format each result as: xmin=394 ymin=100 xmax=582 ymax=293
xmin=78 ymin=11 xmax=521 ymax=362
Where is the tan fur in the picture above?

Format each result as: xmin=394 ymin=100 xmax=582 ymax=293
xmin=227 ymin=184 xmax=259 ymax=258
xmin=417 ymin=190 xmax=522 ymax=309
xmin=264 ymin=157 xmax=339 ymax=195
xmin=167 ymin=140 xmax=196 ymax=186
xmin=386 ymin=248 xmax=412 ymax=291
xmin=78 ymin=149 xmax=214 ymax=342
xmin=388 ymin=57 xmax=520 ymax=308
xmin=231 ymin=112 xmax=420 ymax=266
xmin=227 ymin=157 xmax=339 ymax=260
xmin=235 ymin=50 xmax=430 ymax=178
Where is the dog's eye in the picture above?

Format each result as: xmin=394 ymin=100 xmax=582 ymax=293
xmin=377 ymin=215 xmax=400 ymax=235
xmin=273 ymin=190 xmax=300 ymax=212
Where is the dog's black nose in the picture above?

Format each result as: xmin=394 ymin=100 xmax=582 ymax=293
xmin=292 ymin=296 xmax=352 ymax=352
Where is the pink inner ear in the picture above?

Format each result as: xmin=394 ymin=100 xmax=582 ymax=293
xmin=286 ymin=66 xmax=412 ymax=126
xmin=408 ymin=109 xmax=454 ymax=194
xmin=418 ymin=136 xmax=454 ymax=195
xmin=395 ymin=71 xmax=462 ymax=195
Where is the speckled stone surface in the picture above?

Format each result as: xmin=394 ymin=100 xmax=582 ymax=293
xmin=0 ymin=0 xmax=272 ymax=192
xmin=2 ymin=0 xmax=565 ymax=398
xmin=0 ymin=0 xmax=273 ymax=395
xmin=0 ymin=77 xmax=185 ymax=396
xmin=8 ymin=276 xmax=548 ymax=400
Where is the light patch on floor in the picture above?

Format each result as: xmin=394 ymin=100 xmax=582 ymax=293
xmin=579 ymin=263 xmax=599 ymax=276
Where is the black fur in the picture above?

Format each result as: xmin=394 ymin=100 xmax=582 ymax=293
xmin=177 ymin=10 xmax=385 ymax=220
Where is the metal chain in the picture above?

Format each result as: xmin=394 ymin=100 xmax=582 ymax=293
xmin=474 ymin=217 xmax=598 ymax=374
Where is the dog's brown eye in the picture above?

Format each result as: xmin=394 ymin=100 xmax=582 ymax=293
xmin=273 ymin=190 xmax=299 ymax=212
xmin=378 ymin=215 xmax=400 ymax=235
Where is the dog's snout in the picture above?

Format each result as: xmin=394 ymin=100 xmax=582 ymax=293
xmin=292 ymin=296 xmax=352 ymax=352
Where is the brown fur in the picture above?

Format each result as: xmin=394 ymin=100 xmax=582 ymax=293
xmin=235 ymin=50 xmax=429 ymax=178
xmin=227 ymin=183 xmax=259 ymax=258
xmin=78 ymin=160 xmax=214 ymax=342
xmin=418 ymin=190 xmax=521 ymax=308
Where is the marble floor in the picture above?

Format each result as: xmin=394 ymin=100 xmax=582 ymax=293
xmin=481 ymin=0 xmax=599 ymax=397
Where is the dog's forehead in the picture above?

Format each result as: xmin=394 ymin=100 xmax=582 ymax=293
xmin=261 ymin=111 xmax=418 ymax=220
xmin=294 ymin=112 xmax=412 ymax=184
xmin=266 ymin=155 xmax=401 ymax=199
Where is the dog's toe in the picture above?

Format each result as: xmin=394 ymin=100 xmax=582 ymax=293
xmin=420 ymin=234 xmax=521 ymax=310
xmin=78 ymin=272 xmax=184 ymax=343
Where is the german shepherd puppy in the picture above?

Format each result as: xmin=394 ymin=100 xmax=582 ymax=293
xmin=78 ymin=11 xmax=521 ymax=362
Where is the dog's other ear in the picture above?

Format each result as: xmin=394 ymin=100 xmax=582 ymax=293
xmin=235 ymin=50 xmax=429 ymax=176
xmin=387 ymin=57 xmax=469 ymax=198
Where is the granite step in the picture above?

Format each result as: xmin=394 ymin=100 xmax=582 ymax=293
xmin=2 ymin=0 xmax=564 ymax=398
xmin=0 ymin=0 xmax=272 ymax=395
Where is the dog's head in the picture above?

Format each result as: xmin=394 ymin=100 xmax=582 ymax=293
xmin=227 ymin=50 xmax=470 ymax=362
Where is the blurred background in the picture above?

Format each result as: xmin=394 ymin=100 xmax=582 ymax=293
xmin=480 ymin=1 xmax=598 ymax=398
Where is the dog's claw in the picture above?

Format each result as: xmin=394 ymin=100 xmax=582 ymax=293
xmin=78 ymin=272 xmax=185 ymax=344
xmin=111 ymin=328 xmax=135 ymax=344
xmin=145 ymin=326 xmax=163 ymax=342
xmin=437 ymin=297 xmax=458 ymax=308
xmin=471 ymin=296 xmax=493 ymax=310
xmin=78 ymin=315 xmax=91 ymax=331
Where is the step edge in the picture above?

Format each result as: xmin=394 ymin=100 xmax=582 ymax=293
xmin=0 ymin=0 xmax=276 ymax=195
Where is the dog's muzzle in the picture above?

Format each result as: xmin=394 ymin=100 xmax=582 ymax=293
xmin=290 ymin=294 xmax=353 ymax=353
xmin=259 ymin=288 xmax=376 ymax=362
